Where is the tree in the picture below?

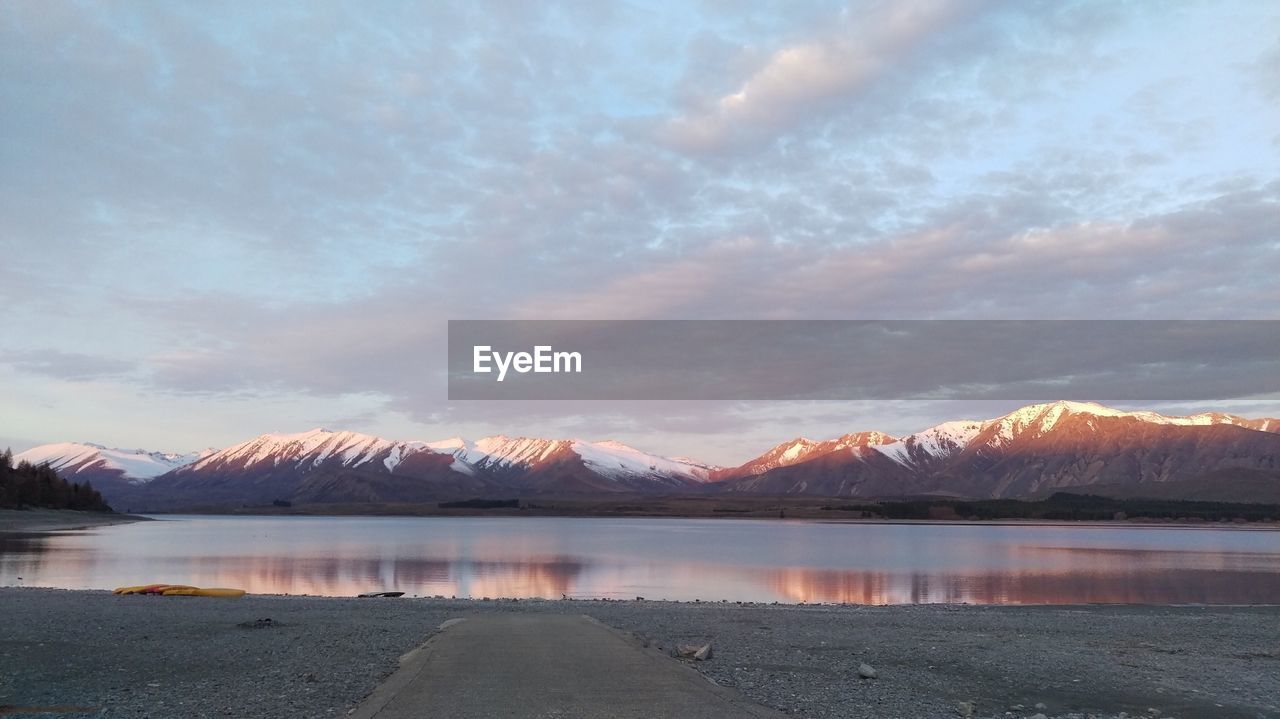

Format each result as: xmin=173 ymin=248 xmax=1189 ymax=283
xmin=0 ymin=456 xmax=111 ymax=512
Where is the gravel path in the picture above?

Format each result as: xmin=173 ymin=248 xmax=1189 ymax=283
xmin=1 ymin=588 xmax=1277 ymax=719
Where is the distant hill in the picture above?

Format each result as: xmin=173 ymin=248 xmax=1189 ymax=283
xmin=22 ymin=430 xmax=715 ymax=511
xmin=713 ymin=401 xmax=1280 ymax=500
xmin=16 ymin=402 xmax=1280 ymax=510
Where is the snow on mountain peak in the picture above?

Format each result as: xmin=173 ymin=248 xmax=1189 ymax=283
xmin=778 ymin=438 xmax=818 ymax=463
xmin=445 ymin=435 xmax=710 ymax=482
xmin=14 ymin=442 xmax=201 ymax=483
xmin=871 ymin=420 xmax=984 ymax=466
xmin=186 ymin=428 xmax=420 ymax=473
xmin=592 ymin=439 xmax=643 ymax=452
xmin=871 ymin=401 xmax=1273 ymax=468
xmin=990 ymin=401 xmax=1255 ymax=437
xmin=571 ymin=439 xmax=712 ymax=482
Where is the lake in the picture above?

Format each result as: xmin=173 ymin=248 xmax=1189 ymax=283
xmin=3 ymin=515 xmax=1279 ymax=604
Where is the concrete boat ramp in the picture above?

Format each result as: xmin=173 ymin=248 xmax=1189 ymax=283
xmin=351 ymin=614 xmax=785 ymax=718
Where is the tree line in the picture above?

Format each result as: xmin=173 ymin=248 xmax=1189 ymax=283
xmin=0 ymin=449 xmax=112 ymax=511
xmin=825 ymin=492 xmax=1279 ymax=523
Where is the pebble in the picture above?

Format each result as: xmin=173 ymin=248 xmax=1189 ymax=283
xmin=857 ymin=663 xmax=877 ymax=679
xmin=3 ymin=588 xmax=1275 ymax=719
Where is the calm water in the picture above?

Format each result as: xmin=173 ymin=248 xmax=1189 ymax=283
xmin=3 ymin=515 xmax=1279 ymax=604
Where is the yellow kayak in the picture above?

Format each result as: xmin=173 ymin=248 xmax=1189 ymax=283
xmin=160 ymin=587 xmax=246 ymax=598
xmin=114 ymin=584 xmax=195 ymax=595
xmin=114 ymin=584 xmax=245 ymax=597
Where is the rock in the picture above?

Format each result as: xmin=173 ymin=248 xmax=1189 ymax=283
xmin=1035 ymin=703 xmax=1047 ymax=710
xmin=857 ymin=662 xmax=877 ymax=679
xmin=674 ymin=643 xmax=713 ymax=660
xmin=957 ymin=700 xmax=975 ymax=717
xmin=1030 ymin=714 xmax=1048 ymax=719
xmin=1147 ymin=710 xmax=1161 ymax=717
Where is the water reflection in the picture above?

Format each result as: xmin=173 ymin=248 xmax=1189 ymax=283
xmin=763 ymin=566 xmax=1280 ymax=605
xmin=2 ymin=516 xmax=1278 ymax=604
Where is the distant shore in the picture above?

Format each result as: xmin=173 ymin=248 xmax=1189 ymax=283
xmin=150 ymin=492 xmax=1280 ymax=526
xmin=0 ymin=508 xmax=148 ymax=533
xmin=1 ymin=587 xmax=1276 ymax=719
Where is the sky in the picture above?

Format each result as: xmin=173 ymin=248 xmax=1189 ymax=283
xmin=2 ymin=0 xmax=1278 ymax=465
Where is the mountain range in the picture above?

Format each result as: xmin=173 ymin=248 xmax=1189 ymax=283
xmin=14 ymin=402 xmax=1280 ymax=510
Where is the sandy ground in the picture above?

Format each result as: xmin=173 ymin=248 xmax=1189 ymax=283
xmin=1 ymin=588 xmax=1277 ymax=719
xmin=0 ymin=509 xmax=146 ymax=533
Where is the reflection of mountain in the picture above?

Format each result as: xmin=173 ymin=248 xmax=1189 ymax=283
xmin=0 ymin=544 xmax=590 ymax=599
xmin=764 ymin=566 xmax=1280 ymax=605
xmin=172 ymin=555 xmax=590 ymax=598
xmin=6 ymin=521 xmax=1280 ymax=605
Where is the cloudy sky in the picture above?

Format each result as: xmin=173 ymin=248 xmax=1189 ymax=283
xmin=3 ymin=0 xmax=1278 ymax=464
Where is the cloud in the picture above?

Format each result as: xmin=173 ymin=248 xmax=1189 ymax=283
xmin=662 ymin=0 xmax=989 ymax=153
xmin=492 ymin=181 xmax=1280 ymax=321
xmin=3 ymin=1 xmax=1279 ymax=459
xmin=1 ymin=350 xmax=135 ymax=382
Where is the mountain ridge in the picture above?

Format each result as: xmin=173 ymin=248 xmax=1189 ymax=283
xmin=15 ymin=401 xmax=1280 ymax=508
xmin=714 ymin=401 xmax=1280 ymax=499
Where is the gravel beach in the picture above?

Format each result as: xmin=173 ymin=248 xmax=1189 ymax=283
xmin=1 ymin=588 xmax=1277 ymax=719
xmin=0 ymin=509 xmax=145 ymax=533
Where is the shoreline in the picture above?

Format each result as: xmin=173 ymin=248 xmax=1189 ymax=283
xmin=153 ymin=508 xmax=1280 ymax=531
xmin=0 ymin=508 xmax=149 ymax=533
xmin=126 ymin=487 xmax=1280 ymax=527
xmin=2 ymin=587 xmax=1277 ymax=718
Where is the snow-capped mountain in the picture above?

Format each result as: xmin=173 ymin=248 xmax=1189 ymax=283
xmin=14 ymin=442 xmax=209 ymax=484
xmin=101 ymin=429 xmax=715 ymax=509
xmin=441 ymin=436 xmax=714 ymax=484
xmin=173 ymin=429 xmax=439 ymax=477
xmin=18 ymin=402 xmax=1280 ymax=509
xmin=714 ymin=431 xmax=896 ymax=479
xmin=715 ymin=401 xmax=1280 ymax=499
xmin=11 ymin=442 xmax=213 ymax=509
